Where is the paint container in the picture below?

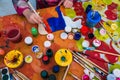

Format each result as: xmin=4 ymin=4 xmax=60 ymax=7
xmin=74 ymin=32 xmax=81 ymax=40
xmin=107 ymin=74 xmax=116 ymax=80
xmin=82 ymin=74 xmax=90 ymax=80
xmin=25 ymin=55 xmax=33 ymax=63
xmin=46 ymin=48 xmax=53 ymax=58
xmin=52 ymin=65 xmax=60 ymax=73
xmin=48 ymin=74 xmax=56 ymax=80
xmin=44 ymin=40 xmax=51 ymax=48
xmin=82 ymin=40 xmax=90 ymax=49
xmin=86 ymin=11 xmax=101 ymax=28
xmin=88 ymin=33 xmax=94 ymax=39
xmin=24 ymin=36 xmax=33 ymax=45
xmin=31 ymin=27 xmax=38 ymax=37
xmin=6 ymin=27 xmax=22 ymax=43
xmin=42 ymin=55 xmax=50 ymax=64
xmin=92 ymin=39 xmax=101 ymax=48
xmin=0 ymin=67 xmax=10 ymax=80
xmin=85 ymin=5 xmax=92 ymax=14
xmin=40 ymin=70 xmax=48 ymax=78
xmin=113 ymin=69 xmax=120 ymax=77
xmin=47 ymin=33 xmax=54 ymax=41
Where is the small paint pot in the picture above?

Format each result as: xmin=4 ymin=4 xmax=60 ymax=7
xmin=48 ymin=74 xmax=56 ymax=80
xmin=44 ymin=40 xmax=51 ymax=48
xmin=88 ymin=33 xmax=94 ymax=39
xmin=92 ymin=39 xmax=101 ymax=47
xmin=6 ymin=27 xmax=22 ymax=43
xmin=32 ymin=45 xmax=40 ymax=53
xmin=82 ymin=74 xmax=90 ymax=80
xmin=52 ymin=65 xmax=60 ymax=73
xmin=74 ymin=32 xmax=81 ymax=40
xmin=0 ymin=48 xmax=5 ymax=55
xmin=82 ymin=40 xmax=90 ymax=48
xmin=113 ymin=69 xmax=120 ymax=77
xmin=2 ymin=68 xmax=8 ymax=74
xmin=47 ymin=33 xmax=54 ymax=41
xmin=40 ymin=70 xmax=48 ymax=78
xmin=24 ymin=36 xmax=33 ymax=45
xmin=60 ymin=32 xmax=68 ymax=40
xmin=99 ymin=28 xmax=106 ymax=36
xmin=46 ymin=48 xmax=53 ymax=57
xmin=107 ymin=74 xmax=116 ymax=80
xmin=25 ymin=55 xmax=33 ymax=63
xmin=42 ymin=55 xmax=50 ymax=64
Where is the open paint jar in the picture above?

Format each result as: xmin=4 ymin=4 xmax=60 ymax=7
xmin=6 ymin=26 xmax=22 ymax=43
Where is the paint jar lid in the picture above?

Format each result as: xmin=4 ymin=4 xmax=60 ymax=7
xmin=82 ymin=40 xmax=90 ymax=48
xmin=82 ymin=74 xmax=90 ymax=80
xmin=47 ymin=33 xmax=54 ymax=41
xmin=2 ymin=75 xmax=9 ymax=80
xmin=88 ymin=33 xmax=94 ymax=39
xmin=32 ymin=45 xmax=40 ymax=53
xmin=25 ymin=55 xmax=33 ymax=63
xmin=2 ymin=68 xmax=8 ymax=74
xmin=44 ymin=41 xmax=51 ymax=48
xmin=93 ymin=39 xmax=101 ymax=47
xmin=99 ymin=28 xmax=106 ymax=35
xmin=74 ymin=32 xmax=81 ymax=40
xmin=107 ymin=74 xmax=116 ymax=80
xmin=48 ymin=74 xmax=56 ymax=80
xmin=24 ymin=36 xmax=33 ymax=45
xmin=60 ymin=32 xmax=68 ymax=40
xmin=42 ymin=55 xmax=50 ymax=64
xmin=53 ymin=65 xmax=60 ymax=73
xmin=113 ymin=69 xmax=120 ymax=77
xmin=40 ymin=70 xmax=48 ymax=78
xmin=46 ymin=49 xmax=53 ymax=57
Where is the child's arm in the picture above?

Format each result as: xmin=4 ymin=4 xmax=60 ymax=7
xmin=12 ymin=0 xmax=30 ymax=15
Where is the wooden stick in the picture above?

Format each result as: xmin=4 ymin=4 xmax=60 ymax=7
xmin=93 ymin=49 xmax=120 ymax=57
xmin=28 ymin=1 xmax=39 ymax=16
xmin=62 ymin=64 xmax=70 ymax=80
xmin=68 ymin=72 xmax=81 ymax=80
xmin=58 ymin=0 xmax=64 ymax=6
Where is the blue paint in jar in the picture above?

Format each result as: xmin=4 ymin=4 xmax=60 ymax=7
xmin=86 ymin=11 xmax=101 ymax=28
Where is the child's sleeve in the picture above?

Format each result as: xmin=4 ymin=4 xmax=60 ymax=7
xmin=12 ymin=0 xmax=30 ymax=15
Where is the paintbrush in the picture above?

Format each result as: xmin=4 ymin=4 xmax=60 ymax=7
xmin=68 ymin=72 xmax=81 ymax=80
xmin=14 ymin=70 xmax=30 ymax=80
xmin=62 ymin=64 xmax=70 ymax=80
xmin=27 ymin=1 xmax=46 ymax=28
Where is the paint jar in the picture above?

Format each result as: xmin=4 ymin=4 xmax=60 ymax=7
xmin=48 ymin=74 xmax=56 ymax=80
xmin=31 ymin=27 xmax=38 ymax=37
xmin=86 ymin=11 xmax=101 ymax=28
xmin=40 ymin=70 xmax=48 ymax=79
xmin=42 ymin=55 xmax=50 ymax=64
xmin=46 ymin=48 xmax=53 ymax=58
xmin=74 ymin=32 xmax=81 ymax=40
xmin=6 ymin=27 xmax=22 ymax=43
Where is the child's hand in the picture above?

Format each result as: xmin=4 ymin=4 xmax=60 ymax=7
xmin=23 ymin=9 xmax=43 ymax=24
xmin=63 ymin=0 xmax=73 ymax=8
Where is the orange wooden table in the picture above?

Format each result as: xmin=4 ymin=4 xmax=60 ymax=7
xmin=0 ymin=6 xmax=84 ymax=80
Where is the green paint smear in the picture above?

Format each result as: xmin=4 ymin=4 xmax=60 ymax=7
xmin=103 ymin=0 xmax=112 ymax=5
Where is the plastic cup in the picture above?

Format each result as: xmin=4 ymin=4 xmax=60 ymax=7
xmin=86 ymin=11 xmax=101 ymax=28
xmin=6 ymin=27 xmax=22 ymax=43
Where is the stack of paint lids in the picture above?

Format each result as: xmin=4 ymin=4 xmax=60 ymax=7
xmin=0 ymin=67 xmax=10 ymax=80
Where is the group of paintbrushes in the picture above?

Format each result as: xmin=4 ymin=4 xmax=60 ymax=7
xmin=70 ymin=50 xmax=109 ymax=80
xmin=12 ymin=70 xmax=30 ymax=80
